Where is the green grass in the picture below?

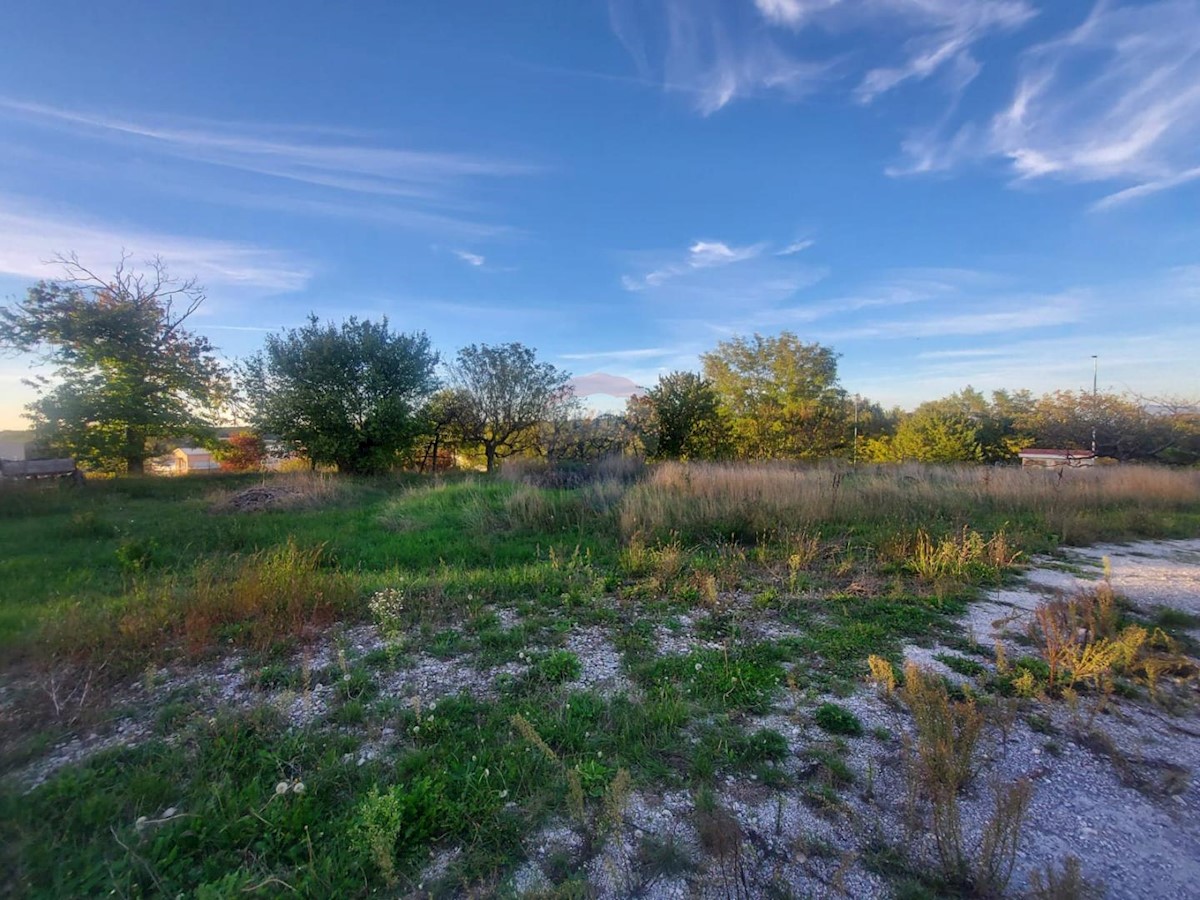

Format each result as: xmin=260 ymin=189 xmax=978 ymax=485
xmin=1 ymin=464 xmax=1197 ymax=898
xmin=0 ymin=474 xmax=616 ymax=659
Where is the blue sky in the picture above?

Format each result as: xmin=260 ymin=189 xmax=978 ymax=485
xmin=1 ymin=0 xmax=1198 ymax=428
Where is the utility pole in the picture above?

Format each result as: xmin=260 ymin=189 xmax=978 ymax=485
xmin=1091 ymin=355 xmax=1098 ymax=456
xmin=852 ymin=394 xmax=860 ymax=465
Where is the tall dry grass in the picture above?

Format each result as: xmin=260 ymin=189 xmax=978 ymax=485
xmin=618 ymin=462 xmax=1200 ymax=544
xmin=44 ymin=540 xmax=357 ymax=668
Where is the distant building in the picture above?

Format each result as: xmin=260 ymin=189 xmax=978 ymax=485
xmin=0 ymin=441 xmax=26 ymax=461
xmin=171 ymin=447 xmax=221 ymax=474
xmin=1018 ymin=448 xmax=1096 ymax=468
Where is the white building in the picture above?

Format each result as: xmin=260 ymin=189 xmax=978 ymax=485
xmin=1017 ymin=448 xmax=1097 ymax=468
xmin=171 ymin=447 xmax=222 ymax=474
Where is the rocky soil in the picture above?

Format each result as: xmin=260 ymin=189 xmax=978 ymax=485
xmin=4 ymin=539 xmax=1199 ymax=898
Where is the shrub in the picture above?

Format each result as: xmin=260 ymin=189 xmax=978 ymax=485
xmin=899 ymin=663 xmax=1031 ymax=894
xmin=901 ymin=663 xmax=982 ymax=798
xmin=351 ymin=778 xmax=452 ymax=884
xmin=536 ymin=650 xmax=582 ymax=683
xmin=867 ymin=654 xmax=897 ymax=694
xmin=1027 ymin=855 xmax=1106 ymax=899
xmin=907 ymin=526 xmax=1019 ymax=583
xmin=215 ymin=432 xmax=266 ymax=472
xmin=814 ymin=702 xmax=863 ymax=736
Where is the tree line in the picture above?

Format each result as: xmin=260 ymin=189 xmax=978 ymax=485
xmin=2 ymin=257 xmax=1197 ymax=474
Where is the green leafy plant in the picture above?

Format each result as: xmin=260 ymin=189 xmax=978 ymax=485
xmin=536 ymin=650 xmax=582 ymax=683
xmin=814 ymin=702 xmax=863 ymax=736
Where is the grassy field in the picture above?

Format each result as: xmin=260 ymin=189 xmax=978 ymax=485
xmin=1 ymin=462 xmax=1198 ymax=897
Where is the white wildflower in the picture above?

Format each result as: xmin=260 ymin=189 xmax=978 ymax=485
xmin=292 ymin=782 xmax=306 ymax=795
xmin=275 ymin=782 xmax=289 ymax=795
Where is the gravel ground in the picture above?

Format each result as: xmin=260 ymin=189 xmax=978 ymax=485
xmin=895 ymin=538 xmax=1200 ymax=898
xmin=6 ymin=538 xmax=1200 ymax=898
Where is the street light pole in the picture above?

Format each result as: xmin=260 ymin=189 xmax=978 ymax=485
xmin=853 ymin=395 xmax=860 ymax=465
xmin=1091 ymin=355 xmax=1098 ymax=456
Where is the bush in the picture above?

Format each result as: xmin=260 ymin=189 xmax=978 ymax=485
xmin=536 ymin=650 xmax=582 ymax=683
xmin=814 ymin=702 xmax=863 ymax=736
xmin=899 ymin=663 xmax=1031 ymax=894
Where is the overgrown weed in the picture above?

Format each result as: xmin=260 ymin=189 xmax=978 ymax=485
xmin=43 ymin=540 xmax=357 ymax=670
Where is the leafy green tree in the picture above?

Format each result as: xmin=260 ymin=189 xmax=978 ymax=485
xmin=241 ymin=316 xmax=437 ymax=474
xmin=846 ymin=395 xmax=900 ymax=461
xmin=864 ymin=387 xmax=1038 ymax=465
xmin=864 ymin=407 xmax=984 ymax=463
xmin=630 ymin=371 xmax=730 ymax=460
xmin=412 ymin=388 xmax=468 ymax=472
xmin=701 ymin=332 xmax=846 ymax=459
xmin=448 ymin=342 xmax=574 ymax=472
xmin=0 ymin=254 xmax=230 ymax=474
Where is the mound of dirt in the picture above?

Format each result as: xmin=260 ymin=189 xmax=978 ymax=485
xmin=217 ymin=486 xmax=301 ymax=513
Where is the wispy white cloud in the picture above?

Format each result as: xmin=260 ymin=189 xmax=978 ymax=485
xmin=893 ymin=2 xmax=1200 ymax=207
xmin=991 ymin=2 xmax=1200 ymax=186
xmin=776 ymin=238 xmax=814 ymax=256
xmin=753 ymin=0 xmax=839 ymax=28
xmin=609 ymin=0 xmax=1032 ymax=114
xmin=608 ymin=0 xmax=833 ymax=114
xmin=688 ymin=266 xmax=1002 ymax=335
xmin=0 ymin=97 xmax=537 ymax=235
xmin=154 ymin=185 xmax=517 ymax=239
xmin=687 ymin=240 xmax=763 ymax=269
xmin=560 ymin=347 xmax=673 ymax=361
xmin=0 ymin=97 xmax=536 ymax=195
xmin=1091 ymin=166 xmax=1200 ymax=211
xmin=852 ymin=1 xmax=1035 ymax=103
xmin=454 ymin=249 xmax=486 ymax=267
xmin=623 ymin=239 xmax=767 ymax=290
xmin=0 ymin=197 xmax=312 ymax=293
xmin=823 ymin=294 xmax=1083 ymax=341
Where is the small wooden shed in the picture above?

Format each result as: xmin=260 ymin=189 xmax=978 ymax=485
xmin=172 ymin=447 xmax=221 ymax=474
